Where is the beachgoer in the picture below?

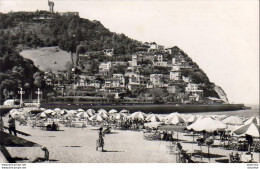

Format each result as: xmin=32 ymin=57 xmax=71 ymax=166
xmin=0 ymin=116 xmax=4 ymax=131
xmin=8 ymin=115 xmax=17 ymax=136
xmin=96 ymin=127 xmax=105 ymax=151
xmin=32 ymin=146 xmax=49 ymax=163
xmin=52 ymin=122 xmax=57 ymax=130
xmin=245 ymin=134 xmax=253 ymax=152
xmin=175 ymin=142 xmax=194 ymax=163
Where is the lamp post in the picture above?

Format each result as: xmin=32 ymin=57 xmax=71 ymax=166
xmin=35 ymin=88 xmax=42 ymax=105
xmin=18 ymin=88 xmax=25 ymax=107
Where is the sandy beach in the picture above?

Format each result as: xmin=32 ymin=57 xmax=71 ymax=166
xmin=3 ymin=111 xmax=259 ymax=163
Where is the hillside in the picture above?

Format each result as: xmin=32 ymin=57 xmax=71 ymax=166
xmin=0 ymin=11 xmax=227 ymax=103
xmin=20 ymin=47 xmax=71 ymax=72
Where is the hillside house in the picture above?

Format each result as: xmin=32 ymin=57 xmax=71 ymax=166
xmin=152 ymin=55 xmax=168 ymax=67
xmin=185 ymin=83 xmax=203 ymax=99
xmin=103 ymin=49 xmax=114 ymax=56
xmin=170 ymin=65 xmax=181 ymax=81
xmin=99 ymin=62 xmax=112 ymax=76
xmin=150 ymin=74 xmax=163 ymax=88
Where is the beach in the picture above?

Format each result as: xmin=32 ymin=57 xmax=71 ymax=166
xmin=2 ymin=105 xmax=259 ymax=163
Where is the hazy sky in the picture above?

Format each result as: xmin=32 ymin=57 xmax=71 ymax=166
xmin=0 ymin=0 xmax=259 ymax=104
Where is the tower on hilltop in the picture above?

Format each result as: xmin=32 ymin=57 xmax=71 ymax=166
xmin=48 ymin=0 xmax=54 ymax=13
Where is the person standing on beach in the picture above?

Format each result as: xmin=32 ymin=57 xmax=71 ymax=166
xmin=96 ymin=127 xmax=105 ymax=152
xmin=8 ymin=115 xmax=16 ymax=136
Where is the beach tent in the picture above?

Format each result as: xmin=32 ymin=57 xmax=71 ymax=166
xmin=166 ymin=112 xmax=180 ymax=119
xmin=98 ymin=109 xmax=107 ymax=114
xmin=244 ymin=117 xmax=258 ymax=125
xmin=3 ymin=99 xmax=16 ymax=106
xmin=68 ymin=110 xmax=78 ymax=114
xmin=98 ymin=111 xmax=108 ymax=118
xmin=77 ymin=112 xmax=89 ymax=119
xmin=86 ymin=109 xmax=95 ymax=117
xmin=40 ymin=108 xmax=46 ymax=111
xmin=60 ymin=109 xmax=69 ymax=115
xmin=39 ymin=112 xmax=47 ymax=118
xmin=108 ymin=109 xmax=118 ymax=114
xmin=54 ymin=108 xmax=61 ymax=113
xmin=119 ymin=109 xmax=129 ymax=114
xmin=222 ymin=116 xmax=244 ymax=125
xmin=165 ymin=115 xmax=185 ymax=125
xmin=146 ymin=114 xmax=161 ymax=122
xmin=89 ymin=114 xmax=106 ymax=122
xmin=144 ymin=122 xmax=162 ymax=129
xmin=187 ymin=115 xmax=198 ymax=123
xmin=114 ymin=113 xmax=127 ymax=120
xmin=44 ymin=109 xmax=54 ymax=114
xmin=187 ymin=117 xmax=227 ymax=132
xmin=77 ymin=109 xmax=85 ymax=112
xmin=215 ymin=115 xmax=228 ymax=121
xmin=233 ymin=123 xmax=260 ymax=137
xmin=130 ymin=111 xmax=146 ymax=120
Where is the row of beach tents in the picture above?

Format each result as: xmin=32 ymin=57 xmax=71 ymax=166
xmin=8 ymin=108 xmax=260 ymax=137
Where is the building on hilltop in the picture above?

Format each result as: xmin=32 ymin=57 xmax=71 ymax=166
xmin=48 ymin=0 xmax=54 ymax=13
xmin=58 ymin=12 xmax=79 ymax=16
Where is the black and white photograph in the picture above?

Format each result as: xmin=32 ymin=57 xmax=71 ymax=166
xmin=0 ymin=0 xmax=259 ymax=167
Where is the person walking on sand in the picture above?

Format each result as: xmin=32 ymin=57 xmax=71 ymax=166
xmin=96 ymin=127 xmax=105 ymax=152
xmin=32 ymin=146 xmax=49 ymax=163
xmin=8 ymin=115 xmax=17 ymax=136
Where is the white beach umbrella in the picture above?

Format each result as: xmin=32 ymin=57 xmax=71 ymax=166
xmin=144 ymin=122 xmax=162 ymax=129
xmin=187 ymin=117 xmax=227 ymax=132
xmin=244 ymin=117 xmax=258 ymax=125
xmin=119 ymin=109 xmax=129 ymax=114
xmin=222 ymin=116 xmax=244 ymax=125
xmin=77 ymin=108 xmax=85 ymax=112
xmin=166 ymin=112 xmax=180 ymax=119
xmin=98 ymin=109 xmax=107 ymax=114
xmin=40 ymin=108 xmax=46 ymax=111
xmin=9 ymin=109 xmax=19 ymax=114
xmin=54 ymin=108 xmax=61 ymax=113
xmin=109 ymin=109 xmax=118 ymax=114
xmin=77 ymin=112 xmax=89 ymax=119
xmin=68 ymin=110 xmax=78 ymax=114
xmin=187 ymin=115 xmax=198 ymax=123
xmin=39 ymin=112 xmax=47 ymax=118
xmin=89 ymin=114 xmax=106 ymax=122
xmin=98 ymin=111 xmax=108 ymax=118
xmin=60 ymin=109 xmax=69 ymax=115
xmin=233 ymin=123 xmax=260 ymax=137
xmin=44 ymin=109 xmax=54 ymax=114
xmin=86 ymin=109 xmax=95 ymax=116
xmin=114 ymin=113 xmax=127 ymax=120
xmin=146 ymin=114 xmax=161 ymax=122
xmin=130 ymin=111 xmax=146 ymax=120
xmin=64 ymin=112 xmax=77 ymax=118
xmin=165 ymin=115 xmax=185 ymax=125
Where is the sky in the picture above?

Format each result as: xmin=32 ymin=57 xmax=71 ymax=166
xmin=0 ymin=0 xmax=259 ymax=105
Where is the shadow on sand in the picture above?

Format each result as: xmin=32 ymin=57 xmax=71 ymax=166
xmin=193 ymin=152 xmax=226 ymax=158
xmin=102 ymin=150 xmax=123 ymax=153
xmin=215 ymin=159 xmax=230 ymax=163
xmin=64 ymin=146 xmax=82 ymax=148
